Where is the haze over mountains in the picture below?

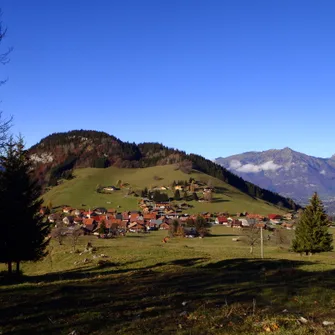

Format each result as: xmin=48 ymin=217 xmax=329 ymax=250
xmin=215 ymin=148 xmax=335 ymax=212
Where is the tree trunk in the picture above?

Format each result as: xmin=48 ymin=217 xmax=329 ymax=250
xmin=16 ymin=261 xmax=20 ymax=274
xmin=7 ymin=261 xmax=12 ymax=275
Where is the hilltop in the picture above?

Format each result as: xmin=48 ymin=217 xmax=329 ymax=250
xmin=29 ymin=130 xmax=299 ymax=211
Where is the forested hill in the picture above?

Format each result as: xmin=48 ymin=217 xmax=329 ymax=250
xmin=29 ymin=130 xmax=299 ymax=210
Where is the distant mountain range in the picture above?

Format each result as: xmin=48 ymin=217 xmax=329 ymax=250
xmin=215 ymin=148 xmax=335 ymax=213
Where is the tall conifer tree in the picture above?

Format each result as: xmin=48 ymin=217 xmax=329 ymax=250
xmin=0 ymin=138 xmax=50 ymax=274
xmin=292 ymin=192 xmax=333 ymax=255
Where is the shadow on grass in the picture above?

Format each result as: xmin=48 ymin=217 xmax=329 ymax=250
xmin=124 ymin=235 xmax=147 ymax=238
xmin=207 ymin=233 xmax=240 ymax=237
xmin=211 ymin=199 xmax=231 ymax=203
xmin=1 ymin=257 xmax=335 ymax=334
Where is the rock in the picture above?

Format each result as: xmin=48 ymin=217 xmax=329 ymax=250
xmin=298 ymin=316 xmax=308 ymax=324
xmin=322 ymin=321 xmax=334 ymax=326
xmin=181 ymin=301 xmax=188 ymax=306
xmin=282 ymin=309 xmax=288 ymax=313
xmin=179 ymin=311 xmax=187 ymax=317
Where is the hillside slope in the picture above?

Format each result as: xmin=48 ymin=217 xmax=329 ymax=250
xmin=29 ymin=130 xmax=298 ymax=211
xmin=42 ymin=165 xmax=286 ymax=215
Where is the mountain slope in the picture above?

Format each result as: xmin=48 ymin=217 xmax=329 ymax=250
xmin=29 ymin=130 xmax=299 ymax=211
xmin=42 ymin=165 xmax=286 ymax=215
xmin=215 ymin=148 xmax=335 ymax=210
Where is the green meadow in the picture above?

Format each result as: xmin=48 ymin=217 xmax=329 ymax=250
xmin=42 ymin=165 xmax=285 ymax=215
xmin=1 ymin=226 xmax=335 ymax=334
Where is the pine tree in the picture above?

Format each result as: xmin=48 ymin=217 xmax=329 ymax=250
xmin=169 ymin=219 xmax=179 ymax=238
xmin=190 ymin=181 xmax=195 ymax=193
xmin=0 ymin=138 xmax=50 ymax=274
xmin=174 ymin=189 xmax=181 ymax=201
xmin=98 ymin=220 xmax=107 ymax=235
xmin=292 ymin=192 xmax=333 ymax=255
xmin=46 ymin=200 xmax=53 ymax=213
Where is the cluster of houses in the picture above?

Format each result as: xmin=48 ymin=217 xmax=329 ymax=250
xmin=215 ymin=213 xmax=295 ymax=230
xmin=43 ymin=196 xmax=297 ymax=237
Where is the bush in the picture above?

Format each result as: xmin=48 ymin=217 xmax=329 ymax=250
xmin=97 ymin=259 xmax=113 ymax=268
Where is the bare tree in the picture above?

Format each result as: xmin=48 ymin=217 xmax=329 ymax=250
xmin=70 ymin=226 xmax=83 ymax=252
xmin=51 ymin=222 xmax=67 ymax=246
xmin=203 ymin=189 xmax=213 ymax=202
xmin=243 ymin=225 xmax=260 ymax=255
xmin=0 ymin=11 xmax=13 ymax=150
xmin=274 ymin=228 xmax=290 ymax=247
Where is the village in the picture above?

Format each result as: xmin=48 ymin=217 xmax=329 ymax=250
xmin=43 ymin=178 xmax=299 ymax=238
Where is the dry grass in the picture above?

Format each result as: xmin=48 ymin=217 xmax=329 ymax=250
xmin=1 ymin=226 xmax=335 ymax=334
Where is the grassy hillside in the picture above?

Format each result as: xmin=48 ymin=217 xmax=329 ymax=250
xmin=42 ymin=165 xmax=286 ymax=215
xmin=30 ymin=130 xmax=299 ymax=211
xmin=1 ymin=226 xmax=335 ymax=334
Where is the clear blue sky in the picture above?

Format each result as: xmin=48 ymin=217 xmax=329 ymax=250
xmin=1 ymin=0 xmax=335 ymax=159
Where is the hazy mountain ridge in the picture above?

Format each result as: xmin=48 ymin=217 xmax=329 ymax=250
xmin=215 ymin=148 xmax=335 ymax=212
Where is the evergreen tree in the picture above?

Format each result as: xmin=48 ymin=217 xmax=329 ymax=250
xmin=0 ymin=139 xmax=50 ymax=274
xmin=98 ymin=220 xmax=107 ymax=235
xmin=174 ymin=189 xmax=181 ymax=201
xmin=152 ymin=190 xmax=168 ymax=202
xmin=192 ymin=192 xmax=199 ymax=201
xmin=292 ymin=192 xmax=333 ymax=255
xmin=46 ymin=200 xmax=53 ymax=213
xmin=190 ymin=181 xmax=195 ymax=193
xmin=169 ymin=219 xmax=180 ymax=238
xmin=195 ymin=215 xmax=211 ymax=237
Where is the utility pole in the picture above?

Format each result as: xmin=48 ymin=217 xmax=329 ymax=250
xmin=260 ymin=226 xmax=264 ymax=259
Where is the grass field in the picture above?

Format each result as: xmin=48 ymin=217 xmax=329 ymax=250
xmin=1 ymin=226 xmax=335 ymax=335
xmin=42 ymin=165 xmax=285 ymax=215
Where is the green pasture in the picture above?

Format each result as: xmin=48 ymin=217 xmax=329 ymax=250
xmin=1 ymin=226 xmax=335 ymax=334
xmin=42 ymin=165 xmax=285 ymax=215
